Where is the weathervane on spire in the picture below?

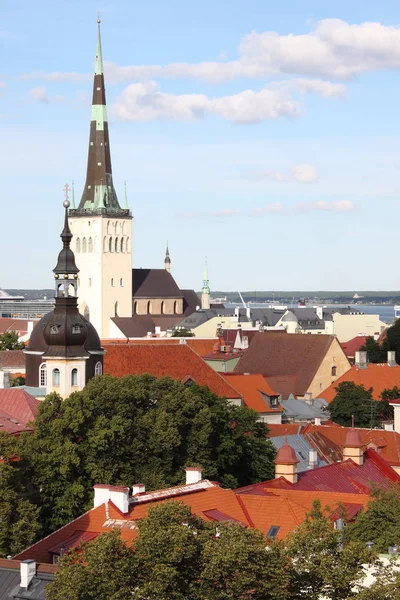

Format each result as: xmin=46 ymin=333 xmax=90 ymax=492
xmin=97 ymin=11 xmax=101 ymax=24
xmin=63 ymin=183 xmax=70 ymax=205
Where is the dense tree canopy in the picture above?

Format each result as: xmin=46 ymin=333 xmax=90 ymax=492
xmin=0 ymin=331 xmax=24 ymax=350
xmin=0 ymin=432 xmax=40 ymax=556
xmin=21 ymin=374 xmax=276 ymax=533
xmin=346 ymin=485 xmax=400 ymax=553
xmin=328 ymin=382 xmax=378 ymax=427
xmin=363 ymin=318 xmax=400 ymax=364
xmin=48 ymin=499 xmax=375 ymax=600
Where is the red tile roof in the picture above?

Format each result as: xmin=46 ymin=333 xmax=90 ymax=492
xmin=102 ymin=337 xmax=220 ymax=358
xmin=239 ymin=449 xmax=400 ymax=494
xmin=0 ymin=318 xmax=37 ymax=336
xmin=234 ymin=332 xmax=349 ymax=397
xmin=15 ymin=478 xmax=375 ymax=563
xmin=0 ymin=388 xmax=39 ymax=433
xmin=222 ymin=374 xmax=283 ymax=414
xmin=103 ymin=343 xmax=241 ymax=399
xmin=321 ymin=363 xmax=400 ymax=402
xmin=341 ymin=336 xmax=368 ymax=359
xmin=0 ymin=350 xmax=25 ymax=369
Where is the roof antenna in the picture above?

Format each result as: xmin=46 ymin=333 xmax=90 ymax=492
xmin=351 ymin=415 xmax=355 ymax=428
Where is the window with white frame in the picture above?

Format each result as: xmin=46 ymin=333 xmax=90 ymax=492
xmin=95 ymin=362 xmax=102 ymax=376
xmin=39 ymin=363 xmax=47 ymax=387
xmin=71 ymin=368 xmax=78 ymax=387
xmin=52 ymin=368 xmax=60 ymax=386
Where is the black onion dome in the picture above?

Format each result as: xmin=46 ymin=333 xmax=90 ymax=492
xmin=26 ymin=312 xmax=54 ymax=353
xmin=53 ymin=202 xmax=79 ymax=276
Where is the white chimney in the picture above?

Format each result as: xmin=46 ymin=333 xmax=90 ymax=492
xmin=314 ymin=417 xmax=321 ymax=426
xmin=132 ymin=484 xmax=146 ymax=495
xmin=27 ymin=321 xmax=34 ymax=336
xmin=315 ymin=306 xmax=323 ymax=319
xmin=387 ymin=351 xmax=397 ymax=367
xmin=384 ymin=423 xmax=394 ymax=431
xmin=389 ymin=401 xmax=400 ymax=434
xmin=20 ymin=560 xmax=36 ymax=589
xmin=185 ymin=466 xmax=203 ymax=485
xmin=355 ymin=351 xmax=368 ymax=369
xmin=93 ymin=485 xmax=130 ymax=514
xmin=308 ymin=449 xmax=318 ymax=469
xmin=155 ymin=326 xmax=161 ymax=335
xmin=304 ymin=392 xmax=313 ymax=406
xmin=0 ymin=370 xmax=9 ymax=389
xmin=246 ymin=307 xmax=251 ymax=319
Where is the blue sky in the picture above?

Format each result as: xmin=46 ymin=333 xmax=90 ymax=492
xmin=2 ymin=0 xmax=400 ymax=291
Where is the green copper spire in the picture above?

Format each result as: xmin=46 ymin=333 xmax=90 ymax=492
xmin=95 ymin=16 xmax=104 ymax=76
xmin=202 ymin=259 xmax=210 ymax=294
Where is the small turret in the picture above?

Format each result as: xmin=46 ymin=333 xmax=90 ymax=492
xmin=274 ymin=442 xmax=299 ymax=483
xmin=343 ymin=428 xmax=364 ymax=466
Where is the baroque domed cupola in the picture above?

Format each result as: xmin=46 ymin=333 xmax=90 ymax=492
xmin=24 ymin=197 xmax=104 ymax=397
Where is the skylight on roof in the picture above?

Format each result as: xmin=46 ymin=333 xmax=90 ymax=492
xmin=267 ymin=525 xmax=280 ymax=538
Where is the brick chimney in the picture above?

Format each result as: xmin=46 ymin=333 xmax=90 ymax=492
xmin=93 ymin=484 xmax=130 ymax=514
xmin=274 ymin=443 xmax=299 ymax=483
xmin=185 ymin=466 xmax=203 ymax=484
xmin=342 ymin=428 xmax=364 ymax=466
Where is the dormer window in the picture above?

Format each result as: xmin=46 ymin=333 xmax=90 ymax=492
xmin=50 ymin=325 xmax=59 ymax=334
xmin=72 ymin=325 xmax=81 ymax=334
xmin=270 ymin=397 xmax=279 ymax=408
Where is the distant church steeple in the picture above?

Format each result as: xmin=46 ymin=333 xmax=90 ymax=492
xmin=164 ymin=243 xmax=171 ymax=273
xmin=68 ymin=20 xmax=133 ymax=339
xmin=75 ymin=18 xmax=128 ymax=215
xmin=201 ymin=259 xmax=210 ymax=310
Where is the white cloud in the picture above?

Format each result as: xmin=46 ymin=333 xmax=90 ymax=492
xmin=19 ymin=19 xmax=400 ymax=85
xmin=28 ymin=86 xmax=49 ymax=104
xmin=111 ymin=81 xmax=300 ymax=124
xmin=250 ymin=203 xmax=285 ymax=216
xmin=275 ymin=78 xmax=346 ymax=98
xmin=211 ymin=209 xmax=240 ymax=217
xmin=292 ymin=164 xmax=319 ymax=184
xmin=251 ymin=170 xmax=288 ymax=182
xmin=295 ymin=200 xmax=358 ymax=213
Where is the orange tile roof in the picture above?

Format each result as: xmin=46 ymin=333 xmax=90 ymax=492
xmin=15 ymin=478 xmax=376 ymax=563
xmin=103 ymin=343 xmax=241 ymax=399
xmin=321 ymin=363 xmax=400 ymax=402
xmin=0 ymin=350 xmax=25 ymax=369
xmin=222 ymin=374 xmax=283 ymax=414
xmin=101 ymin=337 xmax=220 ymax=358
xmin=340 ymin=336 xmax=368 ymax=358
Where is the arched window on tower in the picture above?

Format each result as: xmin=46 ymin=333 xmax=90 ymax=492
xmin=174 ymin=300 xmax=179 ymax=314
xmin=107 ymin=220 xmax=111 ymax=234
xmin=88 ymin=237 xmax=93 ymax=252
xmin=147 ymin=301 xmax=152 ymax=314
xmin=52 ymin=368 xmax=60 ymax=387
xmin=126 ymin=237 xmax=130 ymax=253
xmin=115 ymin=237 xmax=119 ymax=253
xmin=115 ymin=302 xmax=119 ymax=316
xmin=39 ymin=363 xmax=47 ymax=388
xmin=82 ymin=238 xmax=87 ymax=253
xmin=109 ymin=237 xmax=113 ymax=253
xmin=84 ymin=305 xmax=90 ymax=321
xmin=161 ymin=301 xmax=165 ymax=314
xmin=120 ymin=238 xmax=124 ymax=253
xmin=71 ymin=368 xmax=78 ymax=387
xmin=95 ymin=362 xmax=102 ymax=376
xmin=76 ymin=238 xmax=81 ymax=253
xmin=103 ymin=236 xmax=107 ymax=253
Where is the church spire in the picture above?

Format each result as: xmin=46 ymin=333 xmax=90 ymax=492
xmin=74 ymin=18 xmax=129 ymax=216
xmin=164 ymin=242 xmax=171 ymax=273
xmin=53 ymin=190 xmax=79 ymax=298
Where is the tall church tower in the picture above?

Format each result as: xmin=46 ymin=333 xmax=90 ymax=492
xmin=68 ymin=19 xmax=132 ymax=339
xmin=201 ymin=260 xmax=210 ymax=310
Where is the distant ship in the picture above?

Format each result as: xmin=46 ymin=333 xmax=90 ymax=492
xmin=394 ymin=305 xmax=400 ymax=319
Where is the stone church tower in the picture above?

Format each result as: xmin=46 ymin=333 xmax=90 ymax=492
xmin=68 ymin=20 xmax=132 ymax=339
xmin=201 ymin=261 xmax=210 ymax=310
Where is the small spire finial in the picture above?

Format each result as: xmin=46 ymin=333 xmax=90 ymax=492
xmin=97 ymin=11 xmax=101 ymax=24
xmin=123 ymin=181 xmax=129 ymax=209
xmin=70 ymin=181 xmax=76 ymax=209
xmin=63 ymin=183 xmax=70 ymax=204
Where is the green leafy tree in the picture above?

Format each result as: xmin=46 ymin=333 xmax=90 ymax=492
xmin=383 ymin=318 xmax=400 ymax=365
xmin=286 ymin=500 xmax=372 ymax=600
xmin=0 ymin=331 xmax=24 ymax=351
xmin=354 ymin=565 xmax=400 ymax=600
xmin=47 ymin=530 xmax=137 ymax=600
xmin=171 ymin=328 xmax=195 ymax=337
xmin=21 ymin=375 xmax=276 ymax=534
xmin=0 ymin=432 xmax=40 ymax=556
xmin=328 ymin=381 xmax=379 ymax=427
xmin=345 ymin=485 xmax=400 ymax=553
xmin=8 ymin=375 xmax=26 ymax=388
xmin=362 ymin=337 xmax=386 ymax=363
